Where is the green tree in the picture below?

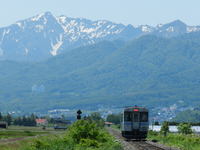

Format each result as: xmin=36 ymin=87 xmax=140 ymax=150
xmin=154 ymin=121 xmax=160 ymax=125
xmin=177 ymin=123 xmax=193 ymax=134
xmin=87 ymin=112 xmax=104 ymax=128
xmin=160 ymin=121 xmax=169 ymax=136
xmin=5 ymin=113 xmax=12 ymax=125
xmin=13 ymin=117 xmax=21 ymax=125
xmin=13 ymin=115 xmax=37 ymax=126
xmin=106 ymin=114 xmax=121 ymax=124
xmin=89 ymin=112 xmax=102 ymax=121
xmin=30 ymin=114 xmax=36 ymax=126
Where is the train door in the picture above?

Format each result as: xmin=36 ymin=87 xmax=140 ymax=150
xmin=132 ymin=112 xmax=139 ymax=130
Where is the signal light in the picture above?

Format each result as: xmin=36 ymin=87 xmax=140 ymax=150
xmin=77 ymin=109 xmax=82 ymax=120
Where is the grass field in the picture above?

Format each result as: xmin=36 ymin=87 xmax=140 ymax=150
xmin=0 ymin=121 xmax=122 ymax=150
xmin=148 ymin=131 xmax=200 ymax=150
xmin=0 ymin=130 xmax=48 ymax=139
xmin=7 ymin=126 xmax=55 ymax=131
xmin=109 ymin=125 xmax=200 ymax=150
xmin=0 ymin=126 xmax=65 ymax=150
xmin=0 ymin=126 xmax=56 ymax=139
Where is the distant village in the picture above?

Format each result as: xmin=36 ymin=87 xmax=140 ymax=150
xmin=0 ymin=100 xmax=195 ymax=129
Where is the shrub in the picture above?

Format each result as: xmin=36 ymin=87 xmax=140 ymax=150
xmin=177 ymin=123 xmax=193 ymax=134
xmin=160 ymin=121 xmax=169 ymax=136
xmin=68 ymin=120 xmax=101 ymax=144
xmin=87 ymin=112 xmax=105 ymax=128
xmin=23 ymin=120 xmax=122 ymax=150
xmin=67 ymin=120 xmax=122 ymax=149
xmin=106 ymin=114 xmax=121 ymax=124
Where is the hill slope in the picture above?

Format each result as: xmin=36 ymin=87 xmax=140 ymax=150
xmin=1 ymin=33 xmax=200 ymax=112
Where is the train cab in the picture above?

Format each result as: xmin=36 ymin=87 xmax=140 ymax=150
xmin=121 ymin=106 xmax=149 ymax=139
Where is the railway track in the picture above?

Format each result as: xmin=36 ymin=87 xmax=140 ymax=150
xmin=130 ymin=141 xmax=166 ymax=150
xmin=107 ymin=127 xmax=179 ymax=150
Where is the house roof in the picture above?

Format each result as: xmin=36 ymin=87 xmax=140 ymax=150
xmin=35 ymin=119 xmax=47 ymax=124
xmin=105 ymin=122 xmax=113 ymax=125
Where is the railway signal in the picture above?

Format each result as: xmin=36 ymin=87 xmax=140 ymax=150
xmin=77 ymin=109 xmax=82 ymax=120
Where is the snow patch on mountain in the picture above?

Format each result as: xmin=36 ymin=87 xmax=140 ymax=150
xmin=0 ymin=11 xmax=200 ymax=62
xmin=166 ymin=26 xmax=174 ymax=32
xmin=25 ymin=48 xmax=29 ymax=55
xmin=139 ymin=25 xmax=154 ymax=32
xmin=187 ymin=26 xmax=200 ymax=33
xmin=157 ymin=24 xmax=163 ymax=28
xmin=80 ymin=27 xmax=96 ymax=33
xmin=51 ymin=34 xmax=63 ymax=56
xmin=1 ymin=29 xmax=10 ymax=42
xmin=56 ymin=15 xmax=125 ymax=41
xmin=31 ymin=13 xmax=45 ymax=21
xmin=58 ymin=16 xmax=67 ymax=24
xmin=35 ymin=25 xmax=44 ymax=32
xmin=15 ymin=22 xmax=23 ymax=28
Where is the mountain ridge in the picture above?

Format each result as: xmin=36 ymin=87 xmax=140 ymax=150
xmin=1 ymin=12 xmax=200 ymax=61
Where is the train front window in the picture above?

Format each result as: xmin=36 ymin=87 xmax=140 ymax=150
xmin=140 ymin=112 xmax=148 ymax=122
xmin=133 ymin=113 xmax=139 ymax=122
xmin=124 ymin=112 xmax=132 ymax=121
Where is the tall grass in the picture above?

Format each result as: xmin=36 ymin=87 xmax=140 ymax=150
xmin=148 ymin=130 xmax=200 ymax=150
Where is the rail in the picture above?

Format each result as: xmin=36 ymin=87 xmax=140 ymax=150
xmin=107 ymin=127 xmax=179 ymax=150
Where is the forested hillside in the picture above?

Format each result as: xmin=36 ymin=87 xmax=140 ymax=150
xmin=1 ymin=33 xmax=200 ymax=112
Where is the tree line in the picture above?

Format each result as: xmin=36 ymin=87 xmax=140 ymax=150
xmin=0 ymin=112 xmax=36 ymax=126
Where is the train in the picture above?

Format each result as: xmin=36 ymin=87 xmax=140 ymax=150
xmin=121 ymin=106 xmax=149 ymax=139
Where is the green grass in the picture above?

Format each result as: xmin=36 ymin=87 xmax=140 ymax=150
xmin=0 ymin=126 xmax=64 ymax=150
xmin=0 ymin=137 xmax=40 ymax=150
xmin=110 ymin=124 xmax=120 ymax=130
xmin=0 ymin=130 xmax=48 ymax=140
xmin=7 ymin=126 xmax=55 ymax=131
xmin=0 ymin=121 xmax=122 ymax=150
xmin=148 ymin=131 xmax=200 ymax=150
xmin=0 ymin=126 xmax=56 ymax=140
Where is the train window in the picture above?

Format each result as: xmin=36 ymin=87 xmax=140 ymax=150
xmin=124 ymin=112 xmax=132 ymax=121
xmin=133 ymin=113 xmax=139 ymax=122
xmin=140 ymin=112 xmax=148 ymax=122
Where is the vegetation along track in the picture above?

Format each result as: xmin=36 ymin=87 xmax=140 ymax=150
xmin=107 ymin=127 xmax=179 ymax=150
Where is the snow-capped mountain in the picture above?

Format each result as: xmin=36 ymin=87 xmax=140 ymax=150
xmin=0 ymin=12 xmax=200 ymax=61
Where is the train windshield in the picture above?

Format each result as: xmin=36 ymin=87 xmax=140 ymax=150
xmin=140 ymin=112 xmax=148 ymax=122
xmin=133 ymin=113 xmax=139 ymax=122
xmin=124 ymin=112 xmax=132 ymax=121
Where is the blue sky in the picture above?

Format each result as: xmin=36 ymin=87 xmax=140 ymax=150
xmin=0 ymin=0 xmax=200 ymax=27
